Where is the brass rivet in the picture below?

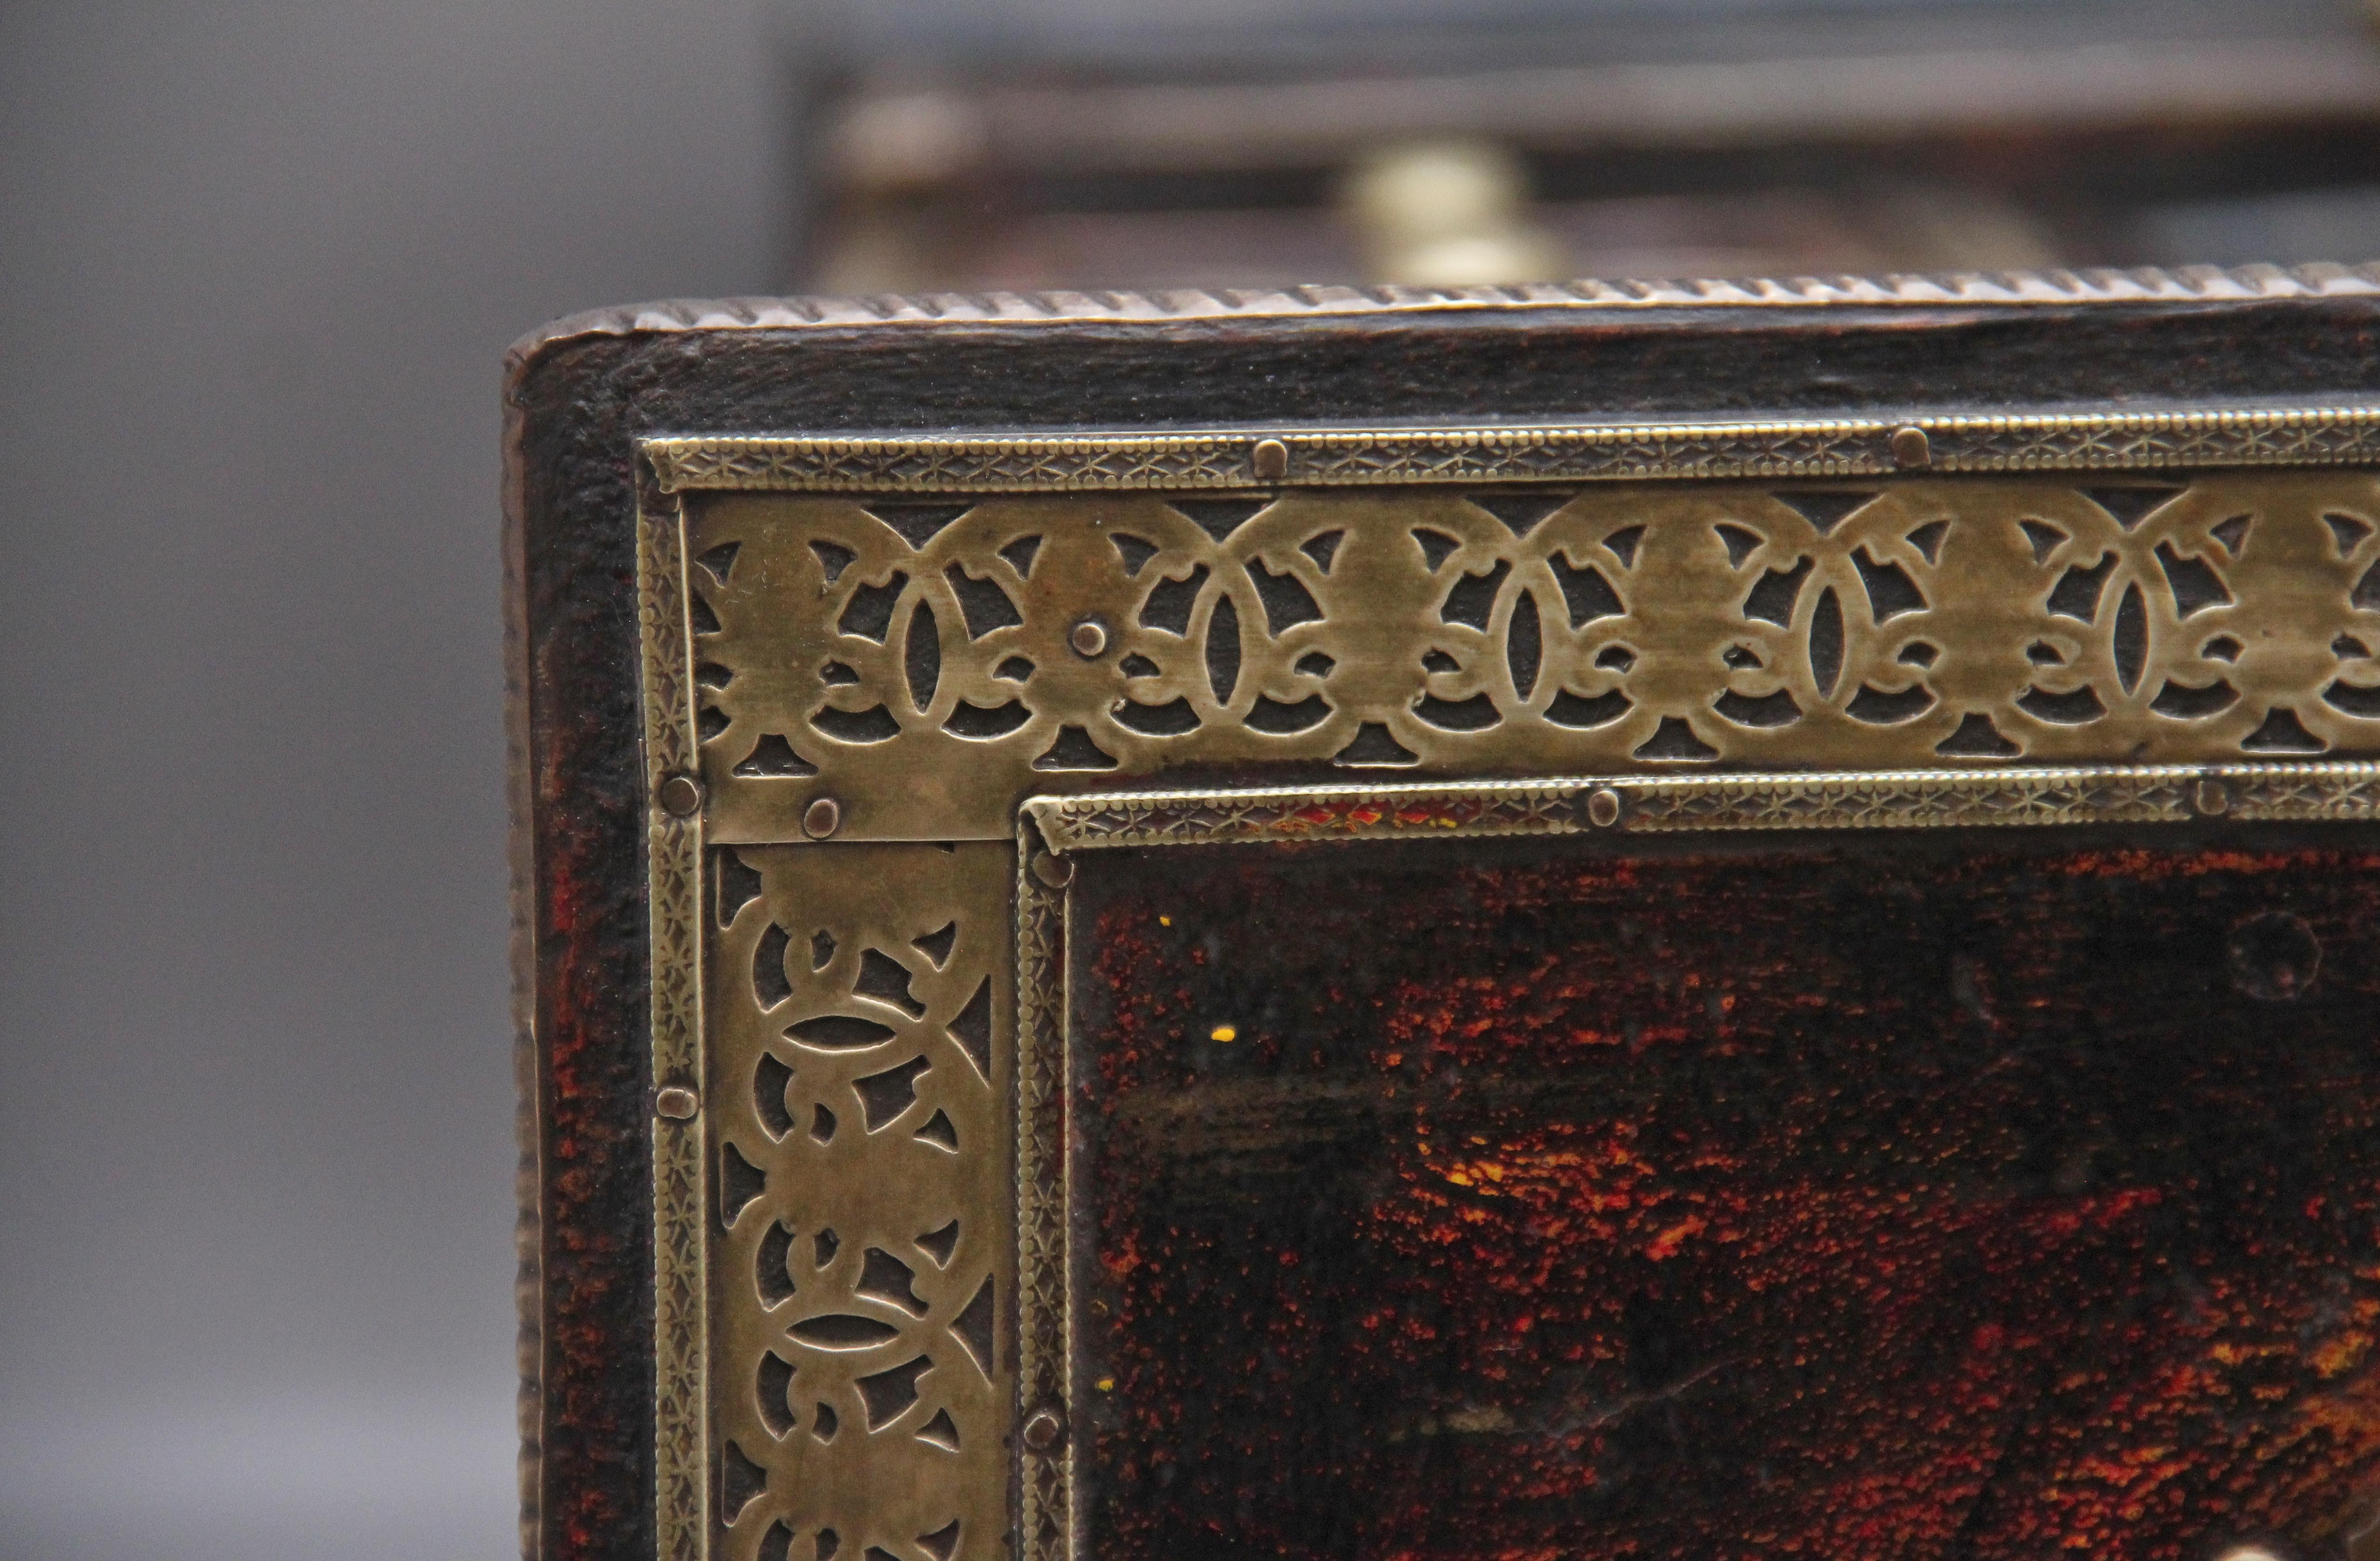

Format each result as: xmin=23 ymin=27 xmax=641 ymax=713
xmin=654 ymin=1086 xmax=700 ymax=1120
xmin=1586 ymin=787 xmax=1624 ymax=828
xmin=1032 ymin=852 xmax=1075 ymax=890
xmin=1023 ymin=1409 xmax=1064 ymax=1452
xmin=656 ymin=774 xmax=702 ymax=818
xmin=1070 ymin=618 xmax=1109 ymax=658
xmin=1251 ymin=438 xmax=1289 ymax=481
xmin=802 ymin=796 xmax=842 ymax=839
xmin=2194 ymin=777 xmax=2231 ymax=817
xmin=1890 ymin=426 xmax=1933 ymax=470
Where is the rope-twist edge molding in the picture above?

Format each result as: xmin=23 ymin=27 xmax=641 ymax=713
xmin=509 ymin=264 xmax=2380 ymax=372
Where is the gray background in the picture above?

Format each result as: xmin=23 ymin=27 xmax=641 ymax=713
xmin=0 ymin=4 xmax=1795 ymax=1552
xmin=0 ymin=2 xmax=780 ymax=1554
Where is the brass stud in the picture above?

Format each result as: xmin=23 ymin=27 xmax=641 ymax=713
xmin=654 ymin=1086 xmax=700 ymax=1120
xmin=1586 ymin=787 xmax=1624 ymax=828
xmin=1069 ymin=618 xmax=1109 ymax=658
xmin=2194 ymin=777 xmax=2232 ymax=817
xmin=1032 ymin=852 xmax=1075 ymax=890
xmin=1022 ymin=1409 xmax=1064 ymax=1452
xmin=656 ymin=774 xmax=703 ymax=819
xmin=802 ymin=796 xmax=842 ymax=840
xmin=1890 ymin=425 xmax=1933 ymax=470
xmin=1251 ymin=438 xmax=1289 ymax=481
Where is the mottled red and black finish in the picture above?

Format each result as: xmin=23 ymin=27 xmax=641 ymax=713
xmin=507 ymin=290 xmax=2380 ymax=1561
xmin=1070 ymin=827 xmax=2380 ymax=1561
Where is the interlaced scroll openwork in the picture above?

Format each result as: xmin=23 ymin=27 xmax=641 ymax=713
xmin=706 ymin=842 xmax=1013 ymax=1561
xmin=681 ymin=472 xmax=2380 ymax=843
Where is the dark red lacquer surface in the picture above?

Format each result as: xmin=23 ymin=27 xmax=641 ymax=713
xmin=1071 ymin=828 xmax=2380 ymax=1561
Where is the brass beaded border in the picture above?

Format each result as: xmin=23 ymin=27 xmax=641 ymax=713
xmin=645 ymin=404 xmax=2380 ymax=496
xmin=639 ymin=482 xmax=712 ymax=1561
xmin=1024 ymin=762 xmax=2380 ymax=853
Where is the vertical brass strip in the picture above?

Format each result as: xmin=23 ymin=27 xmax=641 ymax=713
xmin=706 ymin=842 xmax=1015 ymax=1561
xmin=641 ymin=483 xmax=711 ymax=1561
xmin=1015 ymin=833 xmax=1072 ymax=1561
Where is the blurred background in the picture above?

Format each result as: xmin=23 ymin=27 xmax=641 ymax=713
xmin=802 ymin=0 xmax=2380 ymax=291
xmin=6 ymin=0 xmax=2380 ymax=1557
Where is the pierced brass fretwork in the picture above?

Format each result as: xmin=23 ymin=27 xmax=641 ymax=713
xmin=683 ymin=472 xmax=2380 ymax=842
xmin=707 ymin=842 xmax=1012 ymax=1561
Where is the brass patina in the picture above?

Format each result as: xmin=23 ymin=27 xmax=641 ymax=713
xmin=635 ymin=407 xmax=2380 ymax=1561
xmin=673 ymin=457 xmax=2380 ymax=843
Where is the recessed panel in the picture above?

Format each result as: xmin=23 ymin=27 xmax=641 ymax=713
xmin=1063 ymin=827 xmax=2380 ymax=1561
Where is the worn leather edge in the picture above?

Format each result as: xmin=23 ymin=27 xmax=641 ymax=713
xmin=505 ymin=264 xmax=2380 ymax=377
xmin=502 ymin=349 xmax=545 ymax=1561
